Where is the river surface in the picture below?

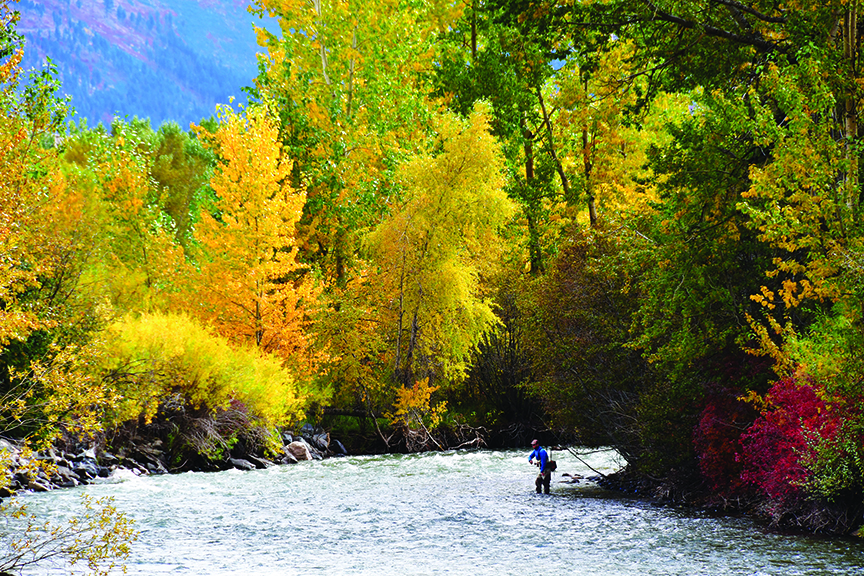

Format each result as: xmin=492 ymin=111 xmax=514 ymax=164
xmin=11 ymin=448 xmax=864 ymax=575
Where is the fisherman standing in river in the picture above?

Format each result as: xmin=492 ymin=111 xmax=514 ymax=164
xmin=528 ymin=439 xmax=551 ymax=494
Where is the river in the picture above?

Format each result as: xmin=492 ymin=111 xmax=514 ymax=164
xmin=11 ymin=448 xmax=864 ymax=575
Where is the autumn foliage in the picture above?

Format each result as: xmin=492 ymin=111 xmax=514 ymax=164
xmin=11 ymin=0 xmax=864 ymax=539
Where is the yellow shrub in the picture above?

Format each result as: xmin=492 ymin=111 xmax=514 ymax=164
xmin=98 ymin=312 xmax=318 ymax=428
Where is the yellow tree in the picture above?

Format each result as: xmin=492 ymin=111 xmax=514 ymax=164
xmin=187 ymin=104 xmax=315 ymax=371
xmin=67 ymin=121 xmax=186 ymax=312
xmin=0 ymin=1 xmax=117 ymax=441
xmin=368 ymin=106 xmax=515 ymax=387
xmin=0 ymin=9 xmax=66 ymax=347
xmin=551 ymin=40 xmax=648 ymax=227
xmin=0 ymin=4 xmax=137 ymax=573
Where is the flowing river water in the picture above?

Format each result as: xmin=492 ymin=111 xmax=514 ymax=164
xmin=12 ymin=448 xmax=864 ymax=575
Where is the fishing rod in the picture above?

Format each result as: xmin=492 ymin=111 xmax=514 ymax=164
xmin=559 ymin=445 xmax=609 ymax=479
xmin=543 ymin=423 xmax=611 ymax=479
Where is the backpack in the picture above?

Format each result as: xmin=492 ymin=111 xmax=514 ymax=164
xmin=547 ymin=459 xmax=557 ymax=472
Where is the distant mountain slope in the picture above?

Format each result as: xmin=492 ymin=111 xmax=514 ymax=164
xmin=16 ymin=0 xmax=275 ymax=128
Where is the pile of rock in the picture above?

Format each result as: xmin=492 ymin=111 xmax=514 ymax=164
xmin=0 ymin=439 xmax=112 ymax=497
xmin=281 ymin=424 xmax=348 ymax=464
xmin=0 ymin=424 xmax=349 ymax=497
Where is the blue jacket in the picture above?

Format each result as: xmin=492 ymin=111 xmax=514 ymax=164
xmin=529 ymin=447 xmax=549 ymax=473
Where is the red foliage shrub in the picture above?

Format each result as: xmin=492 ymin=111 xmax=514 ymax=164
xmin=693 ymin=391 xmax=757 ymax=496
xmin=738 ymin=376 xmax=839 ymax=504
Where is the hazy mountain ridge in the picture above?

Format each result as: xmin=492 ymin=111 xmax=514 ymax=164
xmin=16 ymin=0 xmax=272 ymax=128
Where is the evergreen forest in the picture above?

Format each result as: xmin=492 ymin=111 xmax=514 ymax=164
xmin=4 ymin=0 xmax=864 ymax=543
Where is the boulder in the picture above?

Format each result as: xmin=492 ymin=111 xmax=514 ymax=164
xmin=51 ymin=464 xmax=83 ymax=488
xmin=72 ymin=447 xmax=97 ymax=462
xmin=99 ymin=451 xmax=119 ymax=465
xmin=144 ymin=460 xmax=168 ymax=475
xmin=311 ymin=432 xmax=330 ymax=452
xmin=296 ymin=437 xmax=323 ymax=460
xmin=245 ymin=455 xmax=274 ymax=469
xmin=331 ymin=439 xmax=348 ymax=455
xmin=73 ymin=460 xmax=99 ymax=481
xmin=28 ymin=479 xmax=50 ymax=492
xmin=228 ymin=458 xmax=256 ymax=471
xmin=130 ymin=445 xmax=168 ymax=474
xmin=285 ymin=441 xmax=312 ymax=461
xmin=36 ymin=448 xmax=61 ymax=464
xmin=282 ymin=452 xmax=298 ymax=465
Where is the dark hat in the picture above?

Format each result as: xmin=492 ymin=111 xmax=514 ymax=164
xmin=531 ymin=439 xmax=539 ymax=447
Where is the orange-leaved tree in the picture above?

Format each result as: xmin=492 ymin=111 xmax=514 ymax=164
xmin=186 ymin=104 xmax=317 ymax=373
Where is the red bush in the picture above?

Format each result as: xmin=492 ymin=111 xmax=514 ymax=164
xmin=738 ymin=376 xmax=839 ymax=504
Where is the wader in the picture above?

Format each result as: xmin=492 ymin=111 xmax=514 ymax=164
xmin=536 ymin=470 xmax=551 ymax=494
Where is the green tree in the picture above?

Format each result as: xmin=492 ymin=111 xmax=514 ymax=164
xmin=251 ymin=0 xmax=460 ymax=285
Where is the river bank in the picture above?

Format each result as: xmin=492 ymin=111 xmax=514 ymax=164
xmin=596 ymin=465 xmax=864 ymax=537
xmin=7 ymin=421 xmax=861 ymax=538
xmin=0 ymin=423 xmax=348 ymax=497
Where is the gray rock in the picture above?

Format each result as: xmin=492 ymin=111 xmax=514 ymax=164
xmin=282 ymin=452 xmax=298 ymax=465
xmin=332 ymin=439 xmax=348 ymax=455
xmin=73 ymin=460 xmax=99 ymax=480
xmin=36 ymin=448 xmax=61 ymax=463
xmin=28 ymin=479 xmax=50 ymax=492
xmin=131 ymin=446 xmax=168 ymax=474
xmin=245 ymin=455 xmax=274 ymax=469
xmin=74 ymin=447 xmax=97 ymax=462
xmin=100 ymin=451 xmax=119 ymax=465
xmin=311 ymin=432 xmax=330 ymax=452
xmin=228 ymin=458 xmax=256 ymax=471
xmin=281 ymin=432 xmax=293 ymax=444
xmin=145 ymin=460 xmax=168 ymax=475
xmin=0 ymin=438 xmax=20 ymax=457
xmin=54 ymin=465 xmax=74 ymax=479
xmin=55 ymin=475 xmax=79 ymax=488
xmin=295 ymin=437 xmax=324 ymax=460
xmin=122 ymin=459 xmax=150 ymax=476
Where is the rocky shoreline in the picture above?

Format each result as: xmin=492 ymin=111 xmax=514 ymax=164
xmin=0 ymin=424 xmax=348 ymax=498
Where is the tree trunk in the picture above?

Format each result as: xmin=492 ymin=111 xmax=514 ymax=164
xmin=347 ymin=26 xmax=358 ymax=118
xmin=581 ymin=77 xmax=598 ymax=228
xmin=537 ymin=86 xmax=572 ymax=203
xmin=522 ymin=120 xmax=543 ymax=274
xmin=313 ymin=0 xmax=331 ymax=86
xmin=471 ymin=0 xmax=477 ymax=61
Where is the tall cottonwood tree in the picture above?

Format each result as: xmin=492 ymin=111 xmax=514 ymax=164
xmin=251 ymin=0 xmax=461 ymax=286
xmin=434 ymin=6 xmax=566 ymax=273
xmin=367 ymin=107 xmax=514 ymax=387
